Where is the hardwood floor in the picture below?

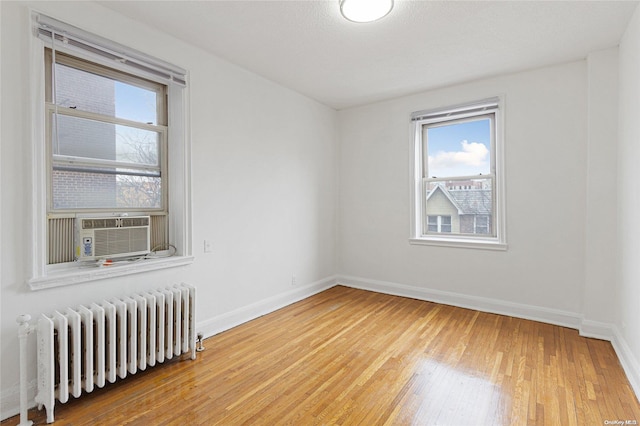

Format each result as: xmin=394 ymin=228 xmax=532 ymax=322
xmin=4 ymin=286 xmax=639 ymax=425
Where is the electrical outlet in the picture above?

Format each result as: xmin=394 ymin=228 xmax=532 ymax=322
xmin=204 ymin=240 xmax=213 ymax=253
xmin=291 ymin=275 xmax=297 ymax=286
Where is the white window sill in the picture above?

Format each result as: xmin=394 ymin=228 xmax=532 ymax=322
xmin=410 ymin=237 xmax=508 ymax=251
xmin=28 ymin=255 xmax=195 ymax=291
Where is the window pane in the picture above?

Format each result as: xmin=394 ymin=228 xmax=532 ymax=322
xmin=427 ymin=216 xmax=438 ymax=232
xmin=425 ymin=178 xmax=494 ymax=236
xmin=425 ymin=118 xmax=491 ymax=178
xmin=441 ymin=216 xmax=452 ymax=232
xmin=52 ymin=169 xmax=161 ymax=209
xmin=55 ymin=62 xmax=158 ymax=124
xmin=52 ymin=114 xmax=159 ymax=167
xmin=475 ymin=215 xmax=490 ymax=235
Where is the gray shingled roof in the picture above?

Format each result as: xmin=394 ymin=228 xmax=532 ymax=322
xmin=448 ymin=189 xmax=492 ymax=215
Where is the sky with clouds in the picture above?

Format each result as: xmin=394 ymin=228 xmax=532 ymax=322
xmin=426 ymin=118 xmax=491 ymax=178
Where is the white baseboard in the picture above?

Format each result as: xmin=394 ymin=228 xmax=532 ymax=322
xmin=579 ymin=319 xmax=614 ymax=341
xmin=337 ymin=275 xmax=582 ymax=329
xmin=611 ymin=326 xmax=640 ymax=398
xmin=197 ymin=275 xmax=338 ymax=339
xmin=337 ymin=274 xmax=640 ymax=401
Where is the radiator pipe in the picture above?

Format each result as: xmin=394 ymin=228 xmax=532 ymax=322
xmin=16 ymin=314 xmax=34 ymax=426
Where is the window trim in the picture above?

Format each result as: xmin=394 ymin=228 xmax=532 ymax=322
xmin=410 ymin=97 xmax=507 ymax=250
xmin=35 ymin=13 xmax=186 ymax=87
xmin=28 ymin=11 xmax=193 ymax=289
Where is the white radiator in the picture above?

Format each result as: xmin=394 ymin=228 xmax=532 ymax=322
xmin=24 ymin=283 xmax=196 ymax=424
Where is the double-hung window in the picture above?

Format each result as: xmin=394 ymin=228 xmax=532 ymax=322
xmin=29 ymin=13 xmax=193 ymax=289
xmin=411 ymin=98 xmax=506 ymax=249
xmin=46 ymin=49 xmax=167 ymax=212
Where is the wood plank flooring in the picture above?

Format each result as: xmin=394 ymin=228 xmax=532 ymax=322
xmin=4 ymin=286 xmax=639 ymax=425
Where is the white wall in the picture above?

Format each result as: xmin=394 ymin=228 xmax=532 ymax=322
xmin=616 ymin=4 xmax=640 ymax=395
xmin=0 ymin=1 xmax=337 ymax=418
xmin=338 ymin=62 xmax=589 ymax=316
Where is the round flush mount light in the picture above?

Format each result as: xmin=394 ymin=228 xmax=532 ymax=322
xmin=340 ymin=0 xmax=394 ymax=23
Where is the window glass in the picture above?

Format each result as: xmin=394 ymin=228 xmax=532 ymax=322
xmin=115 ymin=82 xmax=159 ymax=125
xmin=441 ymin=216 xmax=452 ymax=233
xmin=425 ymin=178 xmax=494 ymax=237
xmin=423 ymin=116 xmax=495 ymax=238
xmin=425 ymin=118 xmax=491 ymax=178
xmin=427 ymin=216 xmax=438 ymax=232
xmin=52 ymin=169 xmax=161 ymax=209
xmin=54 ymin=62 xmax=159 ymax=124
xmin=475 ymin=215 xmax=490 ymax=235
xmin=51 ymin=114 xmax=160 ymax=166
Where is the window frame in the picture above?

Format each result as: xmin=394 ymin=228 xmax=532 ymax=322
xmin=410 ymin=97 xmax=507 ymax=250
xmin=45 ymin=49 xmax=169 ymax=214
xmin=28 ymin=12 xmax=194 ymax=290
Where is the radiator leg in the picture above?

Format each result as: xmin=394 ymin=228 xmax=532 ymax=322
xmin=196 ymin=332 xmax=205 ymax=352
xmin=17 ymin=315 xmax=34 ymax=426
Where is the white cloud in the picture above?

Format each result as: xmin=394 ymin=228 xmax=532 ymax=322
xmin=428 ymin=140 xmax=489 ymax=177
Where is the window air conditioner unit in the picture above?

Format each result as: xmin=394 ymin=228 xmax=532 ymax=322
xmin=75 ymin=216 xmax=151 ymax=261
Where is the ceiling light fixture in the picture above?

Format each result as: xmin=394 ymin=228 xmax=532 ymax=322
xmin=339 ymin=0 xmax=394 ymax=23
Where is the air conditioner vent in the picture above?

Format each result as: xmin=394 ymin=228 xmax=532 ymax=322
xmin=82 ymin=218 xmax=119 ymax=229
xmin=121 ymin=217 xmax=149 ymax=227
xmin=81 ymin=217 xmax=150 ymax=229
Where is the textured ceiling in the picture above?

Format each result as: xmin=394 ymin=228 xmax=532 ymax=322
xmin=100 ymin=0 xmax=638 ymax=110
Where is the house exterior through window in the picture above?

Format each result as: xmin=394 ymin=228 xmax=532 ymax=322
xmin=410 ymin=98 xmax=506 ymax=249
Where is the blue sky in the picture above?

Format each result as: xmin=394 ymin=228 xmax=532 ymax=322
xmin=115 ymin=82 xmax=157 ymax=124
xmin=114 ymin=82 xmax=159 ymax=165
xmin=426 ymin=118 xmax=491 ymax=178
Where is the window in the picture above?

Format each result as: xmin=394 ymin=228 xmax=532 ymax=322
xmin=411 ymin=98 xmax=506 ymax=249
xmin=29 ymin=13 xmax=193 ymax=289
xmin=46 ymin=50 xmax=167 ymax=212
xmin=474 ymin=215 xmax=490 ymax=235
xmin=427 ymin=215 xmax=451 ymax=233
